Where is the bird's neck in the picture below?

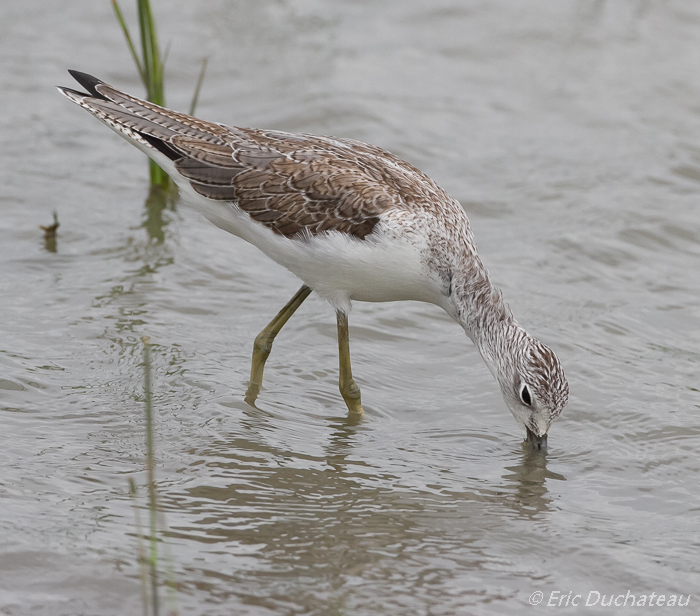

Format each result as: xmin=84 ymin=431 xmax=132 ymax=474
xmin=444 ymin=258 xmax=518 ymax=366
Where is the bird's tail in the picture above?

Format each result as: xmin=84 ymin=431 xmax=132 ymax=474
xmin=57 ymin=70 xmax=229 ymax=164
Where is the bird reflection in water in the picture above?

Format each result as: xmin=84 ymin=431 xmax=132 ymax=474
xmin=502 ymin=444 xmax=566 ymax=517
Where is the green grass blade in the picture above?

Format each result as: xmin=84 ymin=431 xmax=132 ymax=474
xmin=129 ymin=478 xmax=150 ymax=616
xmin=111 ymin=0 xmax=146 ymax=85
xmin=188 ymin=57 xmax=208 ymax=116
xmin=156 ymin=510 xmax=180 ymax=616
xmin=134 ymin=0 xmax=169 ymax=188
xmin=142 ymin=336 xmax=159 ymax=616
xmin=161 ymin=40 xmax=172 ymax=74
xmin=112 ymin=0 xmax=170 ymax=188
xmin=138 ymin=0 xmax=165 ymax=106
xmin=137 ymin=0 xmax=154 ymax=100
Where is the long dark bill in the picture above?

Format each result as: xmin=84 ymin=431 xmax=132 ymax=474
xmin=525 ymin=426 xmax=548 ymax=452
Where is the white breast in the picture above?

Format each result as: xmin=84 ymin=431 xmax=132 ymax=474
xmin=173 ymin=173 xmax=445 ymax=313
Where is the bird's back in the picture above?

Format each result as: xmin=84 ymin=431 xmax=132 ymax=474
xmin=59 ymin=72 xmax=454 ymax=244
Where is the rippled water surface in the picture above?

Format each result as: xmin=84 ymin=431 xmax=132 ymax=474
xmin=2 ymin=1 xmax=700 ymax=614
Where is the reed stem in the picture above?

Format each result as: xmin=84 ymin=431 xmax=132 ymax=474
xmin=129 ymin=478 xmax=150 ymax=616
xmin=189 ymin=58 xmax=208 ymax=116
xmin=112 ymin=0 xmax=169 ymax=190
xmin=142 ymin=336 xmax=159 ymax=616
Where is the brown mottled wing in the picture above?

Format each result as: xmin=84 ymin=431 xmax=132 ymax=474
xmin=59 ymin=71 xmax=431 ymax=239
xmin=171 ymin=128 xmax=422 ymax=239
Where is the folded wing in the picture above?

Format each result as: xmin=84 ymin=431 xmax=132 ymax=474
xmin=58 ymin=71 xmax=437 ymax=240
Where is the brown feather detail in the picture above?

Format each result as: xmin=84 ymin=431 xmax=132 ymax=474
xmin=260 ymin=180 xmax=291 ymax=195
xmin=237 ymin=198 xmax=270 ymax=213
xmin=233 ymin=170 xmax=272 ymax=191
xmin=69 ymin=76 xmax=456 ymax=241
xmin=169 ymin=128 xmax=397 ymax=239
xmin=236 ymin=152 xmax=286 ymax=168
xmin=190 ymin=182 xmax=238 ymax=201
xmin=361 ymin=218 xmax=381 ymax=237
xmin=175 ymin=159 xmax=238 ymax=185
xmin=273 ymin=220 xmax=303 ymax=236
xmin=269 ymin=159 xmax=305 ymax=175
xmin=171 ymin=136 xmax=239 ymax=167
xmin=84 ymin=99 xmax=178 ymax=142
xmin=96 ymin=84 xmax=230 ymax=145
xmin=290 ymin=212 xmax=318 ymax=227
xmin=269 ymin=193 xmax=300 ymax=213
xmin=249 ymin=210 xmax=285 ymax=223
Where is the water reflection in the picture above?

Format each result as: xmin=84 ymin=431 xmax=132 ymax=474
xmin=502 ymin=445 xmax=566 ymax=518
xmin=142 ymin=185 xmax=177 ymax=243
xmin=323 ymin=414 xmax=364 ymax=472
xmin=240 ymin=396 xmax=366 ymax=474
xmin=154 ymin=418 xmax=574 ymax=611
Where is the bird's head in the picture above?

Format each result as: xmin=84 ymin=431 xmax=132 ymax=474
xmin=490 ymin=332 xmax=569 ymax=451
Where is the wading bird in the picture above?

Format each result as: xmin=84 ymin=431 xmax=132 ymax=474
xmin=59 ymin=70 xmax=568 ymax=449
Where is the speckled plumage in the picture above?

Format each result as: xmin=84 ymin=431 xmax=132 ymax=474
xmin=58 ymin=71 xmax=569 ymax=445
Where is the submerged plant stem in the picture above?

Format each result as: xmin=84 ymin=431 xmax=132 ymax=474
xmin=129 ymin=478 xmax=150 ymax=616
xmin=142 ymin=336 xmax=159 ymax=616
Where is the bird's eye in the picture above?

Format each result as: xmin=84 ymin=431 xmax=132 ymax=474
xmin=520 ymin=384 xmax=532 ymax=406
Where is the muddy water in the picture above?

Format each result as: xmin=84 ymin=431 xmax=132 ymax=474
xmin=1 ymin=1 xmax=699 ymax=614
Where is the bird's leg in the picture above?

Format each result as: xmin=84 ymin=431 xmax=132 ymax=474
xmin=336 ymin=311 xmax=364 ymax=419
xmin=245 ymin=285 xmax=312 ymax=405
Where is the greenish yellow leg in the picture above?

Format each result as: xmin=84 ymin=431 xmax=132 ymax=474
xmin=336 ymin=311 xmax=364 ymax=419
xmin=245 ymin=285 xmax=312 ymax=405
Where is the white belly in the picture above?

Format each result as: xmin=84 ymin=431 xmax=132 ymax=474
xmin=175 ymin=177 xmax=445 ymax=312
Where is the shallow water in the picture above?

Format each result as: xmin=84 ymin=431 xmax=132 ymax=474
xmin=1 ymin=1 xmax=700 ymax=614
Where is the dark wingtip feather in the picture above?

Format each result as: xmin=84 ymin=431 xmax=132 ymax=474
xmin=57 ymin=85 xmax=86 ymax=98
xmin=140 ymin=132 xmax=182 ymax=162
xmin=67 ymin=70 xmax=108 ymax=100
